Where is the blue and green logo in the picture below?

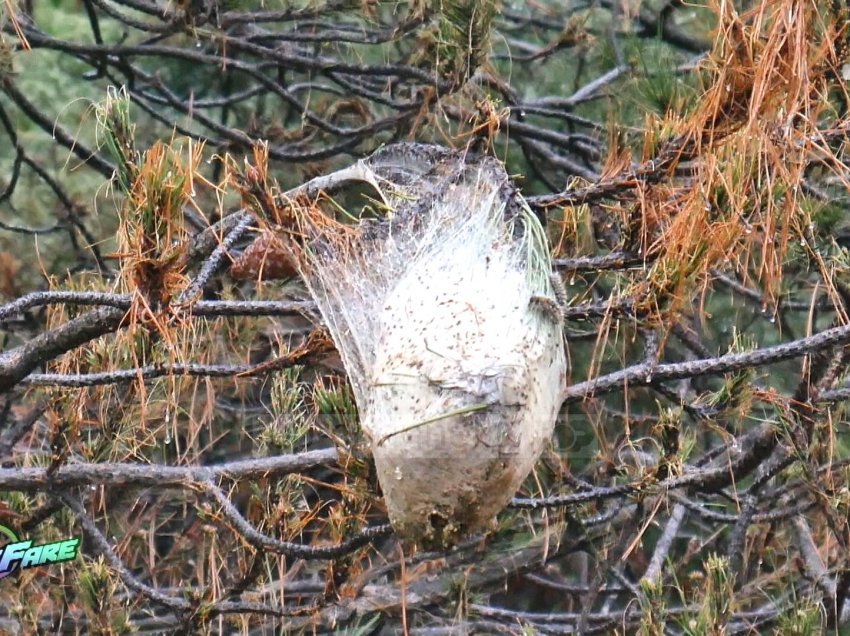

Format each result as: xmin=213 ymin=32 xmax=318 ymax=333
xmin=0 ymin=524 xmax=79 ymax=579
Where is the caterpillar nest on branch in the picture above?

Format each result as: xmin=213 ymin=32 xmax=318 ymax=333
xmin=291 ymin=144 xmax=567 ymax=547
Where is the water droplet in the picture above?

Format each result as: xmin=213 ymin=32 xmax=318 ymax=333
xmin=394 ymin=466 xmax=403 ymax=480
xmin=645 ymin=373 xmax=653 ymax=383
xmin=768 ymin=315 xmax=776 ymax=324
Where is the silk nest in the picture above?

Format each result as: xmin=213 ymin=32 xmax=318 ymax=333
xmin=292 ymin=144 xmax=567 ymax=546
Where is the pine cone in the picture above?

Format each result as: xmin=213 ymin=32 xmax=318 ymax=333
xmin=230 ymin=230 xmax=297 ymax=281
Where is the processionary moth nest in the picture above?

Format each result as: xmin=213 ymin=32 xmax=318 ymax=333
xmin=292 ymin=144 xmax=567 ymax=547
